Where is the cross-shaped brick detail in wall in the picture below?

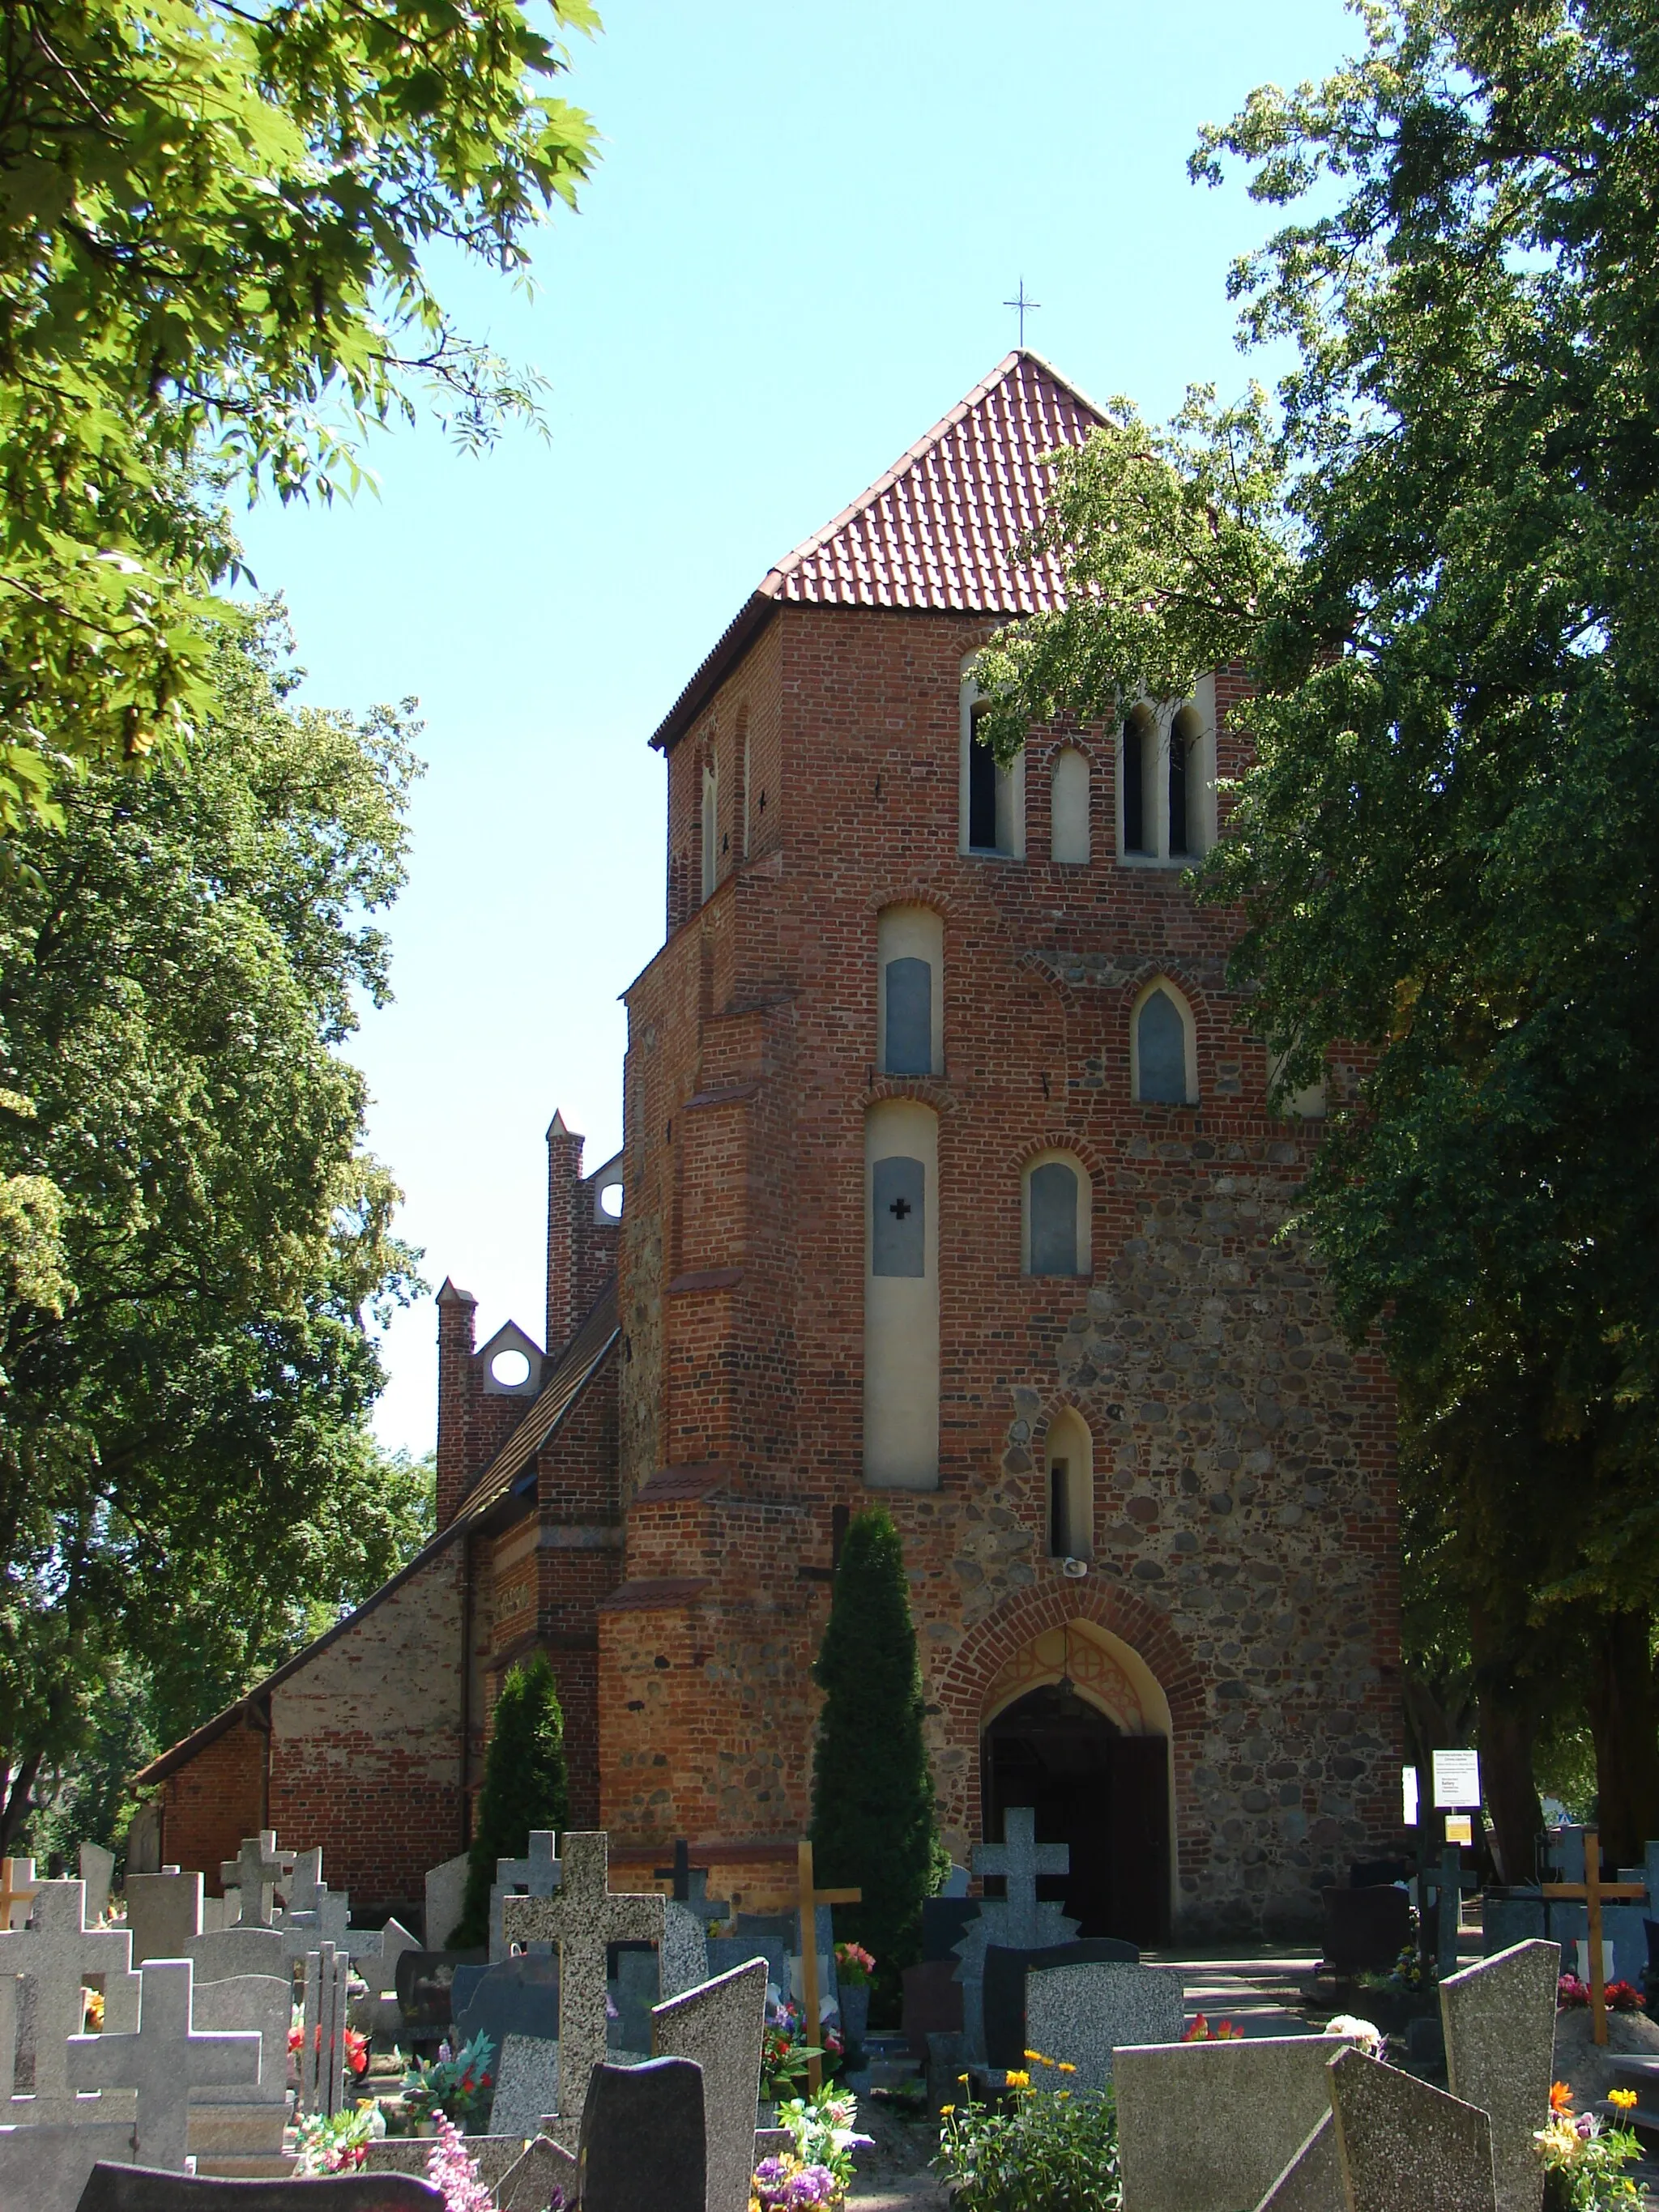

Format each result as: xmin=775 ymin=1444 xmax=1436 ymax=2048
xmin=889 ymin=1196 xmax=912 ymax=1220
xmin=68 ymin=1958 xmax=261 ymax=2172
xmin=971 ymin=1808 xmax=1069 ymax=1948
xmin=502 ymin=1831 xmax=664 ymax=2125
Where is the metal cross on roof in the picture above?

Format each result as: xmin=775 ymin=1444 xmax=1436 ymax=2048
xmin=1004 ymin=279 xmax=1041 ymax=347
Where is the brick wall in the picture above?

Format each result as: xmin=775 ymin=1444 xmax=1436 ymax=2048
xmin=157 ymin=1714 xmax=267 ymax=1889
xmin=609 ymin=602 xmax=1401 ymax=1940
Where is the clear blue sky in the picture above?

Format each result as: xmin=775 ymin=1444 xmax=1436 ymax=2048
xmin=237 ymin=0 xmax=1356 ymax=1454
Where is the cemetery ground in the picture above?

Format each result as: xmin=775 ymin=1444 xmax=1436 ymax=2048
xmin=6 ymin=1822 xmax=1659 ymax=2210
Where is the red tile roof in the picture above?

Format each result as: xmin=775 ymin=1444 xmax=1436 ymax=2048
xmin=650 ymin=351 xmax=1107 ymax=751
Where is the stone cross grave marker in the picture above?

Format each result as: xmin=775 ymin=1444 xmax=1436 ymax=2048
xmin=1328 ymin=2042 xmax=1497 ymax=2212
xmin=66 ymin=1957 xmax=261 ymax=2172
xmin=300 ymin=1940 xmax=350 ymax=2116
xmin=0 ymin=1856 xmax=39 ymax=1931
xmin=0 ymin=1879 xmax=143 ymax=2120
xmin=1440 ymin=1938 xmax=1560 ymax=2212
xmin=502 ymin=1830 xmax=665 ymax=2129
xmin=653 ymin=1957 xmax=767 ymax=2212
xmin=954 ymin=1809 xmax=1076 ymax=2062
xmin=491 ymin=1829 xmax=561 ymax=1962
xmin=219 ymin=1835 xmax=294 ymax=1931
xmin=794 ymin=1841 xmax=859 ymax=2093
xmin=1542 ymin=1826 xmax=1639 ymax=2045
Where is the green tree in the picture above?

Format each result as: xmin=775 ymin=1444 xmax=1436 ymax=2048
xmin=809 ymin=1509 xmax=940 ymax=2010
xmin=977 ymin=0 xmax=1659 ymax=1864
xmin=0 ymin=606 xmax=423 ymax=1852
xmin=0 ymin=0 xmax=597 ymax=833
xmin=453 ymin=1651 xmax=569 ymax=1948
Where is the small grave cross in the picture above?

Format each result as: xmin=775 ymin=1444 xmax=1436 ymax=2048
xmin=1542 ymin=1825 xmax=1643 ymax=2044
xmin=67 ymin=1957 xmax=261 ymax=2171
xmin=220 ymin=1833 xmax=294 ymax=1929
xmin=300 ymin=1941 xmax=349 ymax=2116
xmin=0 ymin=1857 xmax=38 ymax=1932
xmin=493 ymin=1830 xmax=560 ymax=1958
xmin=795 ymin=1840 xmax=860 ymax=2094
xmin=0 ymin=1879 xmax=141 ymax=2110
xmin=972 ymin=1807 xmax=1068 ymax=1948
xmin=502 ymin=1830 xmax=664 ymax=2125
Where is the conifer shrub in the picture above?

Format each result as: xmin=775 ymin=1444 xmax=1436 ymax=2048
xmin=809 ymin=1508 xmax=941 ymax=2016
xmin=450 ymin=1651 xmax=569 ymax=1948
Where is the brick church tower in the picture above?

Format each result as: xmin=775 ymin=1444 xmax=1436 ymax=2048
xmin=598 ymin=352 xmax=1401 ymax=1940
xmin=134 ymin=353 xmax=1399 ymax=1942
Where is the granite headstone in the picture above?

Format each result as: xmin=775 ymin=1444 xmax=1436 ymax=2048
xmin=1439 ymin=1939 xmax=1559 ymax=2212
xmin=1327 ymin=2044 xmax=1497 ymax=2212
xmin=1115 ymin=2035 xmax=1349 ymax=2212
xmin=1023 ymin=1963 xmax=1184 ymax=2089
xmin=576 ymin=2056 xmax=706 ymax=2212
xmin=652 ymin=1958 xmax=767 ymax=2212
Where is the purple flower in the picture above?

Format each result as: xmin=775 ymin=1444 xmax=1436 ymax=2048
xmin=784 ymin=2163 xmax=840 ymax=2209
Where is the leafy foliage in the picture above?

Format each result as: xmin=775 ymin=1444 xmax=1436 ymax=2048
xmin=934 ymin=2065 xmax=1121 ymax=2212
xmin=452 ymin=1651 xmax=569 ymax=1947
xmin=809 ymin=1509 xmax=939 ymax=2007
xmin=0 ymin=0 xmax=597 ymax=832
xmin=979 ymin=0 xmax=1659 ymax=1865
xmin=0 ymin=607 xmax=423 ymax=1849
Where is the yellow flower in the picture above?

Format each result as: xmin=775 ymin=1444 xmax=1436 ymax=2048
xmin=1004 ymin=2069 xmax=1030 ymax=2089
xmin=1023 ymin=2048 xmax=1050 ymax=2065
xmin=1057 ymin=2061 xmax=1077 ymax=2074
xmin=957 ymin=2073 xmax=970 ymax=2085
xmin=1610 ymin=2088 xmax=1638 ymax=2111
xmin=940 ymin=2105 xmax=955 ymax=2117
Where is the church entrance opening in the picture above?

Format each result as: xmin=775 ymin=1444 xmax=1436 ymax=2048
xmin=977 ymin=1618 xmax=1174 ymax=1945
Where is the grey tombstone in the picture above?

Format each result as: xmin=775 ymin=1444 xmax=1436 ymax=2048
xmin=300 ymin=1941 xmax=350 ymax=2118
xmin=0 ymin=2120 xmax=139 ymax=2212
xmin=425 ymin=1853 xmax=470 ymax=1951
xmin=74 ymin=2167 xmax=443 ymax=2209
xmin=983 ymin=1938 xmax=1140 ymax=2069
xmin=652 ymin=1958 xmax=767 ymax=2212
xmin=1439 ymin=1938 xmax=1559 ymax=2212
xmin=79 ymin=1847 xmax=116 ymax=1928
xmin=217 ymin=1837 xmax=293 ymax=1932
xmin=66 ymin=1959 xmax=260 ymax=2173
xmin=186 ymin=1926 xmax=284 ymax=1985
xmin=709 ymin=1913 xmax=790 ymax=1993
xmin=503 ymin=1831 xmax=665 ymax=2132
xmin=489 ymin=1831 xmax=561 ymax=1963
xmin=284 ymin=1848 xmax=323 ymax=1918
xmin=663 ymin=1901 xmax=710 ymax=2000
xmin=187 ymin=1975 xmax=287 ymax=2173
xmin=577 ymin=2056 xmax=706 ymax=2212
xmin=1115 ymin=2035 xmax=1350 ymax=2212
xmin=122 ymin=1873 xmax=202 ymax=1966
xmin=0 ymin=1881 xmax=143 ymax=2120
xmin=1023 ymin=1963 xmax=1184 ymax=2089
xmin=954 ymin=1809 xmax=1077 ymax=2061
xmin=498 ymin=2134 xmax=579 ymax=2212
xmin=1257 ymin=2112 xmax=1344 ymax=2212
xmin=489 ymin=2032 xmax=563 ymax=2138
xmin=612 ymin=1946 xmax=659 ymax=2052
xmin=454 ymin=1954 xmax=561 ymax=2053
xmin=1327 ymin=2044 xmax=1497 ymax=2212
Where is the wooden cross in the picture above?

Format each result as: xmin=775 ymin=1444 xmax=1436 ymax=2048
xmin=1542 ymin=1826 xmax=1643 ymax=2045
xmin=795 ymin=1840 xmax=860 ymax=2094
xmin=0 ymin=1858 xmax=38 ymax=1931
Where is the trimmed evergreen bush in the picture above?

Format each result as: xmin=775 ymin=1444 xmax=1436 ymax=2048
xmin=809 ymin=1507 xmax=941 ymax=2014
xmin=450 ymin=1650 xmax=569 ymax=1948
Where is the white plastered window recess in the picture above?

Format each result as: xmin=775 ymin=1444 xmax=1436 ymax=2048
xmin=1266 ymin=1042 xmax=1328 ymax=1119
xmin=876 ymin=906 xmax=945 ymax=1078
xmin=1117 ymin=674 xmax=1217 ymax=865
xmin=1131 ymin=977 xmax=1200 ymax=1106
xmin=959 ymin=665 xmax=1025 ymax=859
xmin=1021 ymin=1149 xmax=1091 ymax=1277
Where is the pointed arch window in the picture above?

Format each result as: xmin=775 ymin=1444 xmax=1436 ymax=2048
xmin=1132 ymin=980 xmax=1197 ymax=1105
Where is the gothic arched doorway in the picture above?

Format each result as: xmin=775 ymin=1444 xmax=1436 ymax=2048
xmin=979 ymin=1622 xmax=1173 ymax=1944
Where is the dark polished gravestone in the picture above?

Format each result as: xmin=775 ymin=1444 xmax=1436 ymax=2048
xmin=577 ymin=2056 xmax=706 ymax=2212
xmin=983 ymin=1938 xmax=1141 ymax=2070
xmin=454 ymin=1953 xmax=561 ymax=2053
xmin=394 ymin=1947 xmax=488 ymax=2042
xmin=902 ymin=1958 xmax=964 ymax=2056
xmin=1320 ymin=1886 xmax=1413 ymax=1975
xmin=922 ymin=1897 xmax=981 ymax=1963
xmin=75 ymin=2168 xmax=441 ymax=2210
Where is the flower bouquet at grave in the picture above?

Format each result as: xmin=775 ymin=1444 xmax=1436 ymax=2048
xmin=81 ymin=1987 xmax=104 ymax=2032
xmin=1180 ymin=2014 xmax=1243 ymax=2042
xmin=934 ymin=2051 xmax=1120 ymax=2212
xmin=292 ymin=2100 xmax=386 ymax=2176
xmin=426 ymin=2113 xmax=497 ymax=2212
xmin=834 ymin=1943 xmax=875 ymax=1988
xmin=761 ymin=1997 xmax=829 ymax=2103
xmin=753 ymin=2084 xmax=872 ymax=2212
xmin=1534 ymin=2081 xmax=1645 ymax=2210
xmin=398 ymin=2029 xmax=496 ymax=2131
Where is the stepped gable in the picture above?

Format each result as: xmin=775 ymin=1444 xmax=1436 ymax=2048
xmin=650 ymin=349 xmax=1107 ymax=752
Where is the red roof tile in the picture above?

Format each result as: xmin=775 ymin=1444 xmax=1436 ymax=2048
xmin=650 ymin=351 xmax=1107 ymax=751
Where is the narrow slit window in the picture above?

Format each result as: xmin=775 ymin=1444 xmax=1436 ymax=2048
xmin=885 ymin=958 xmax=932 ymax=1076
xmin=1137 ymin=988 xmax=1189 ymax=1103
xmin=1168 ymin=730 xmax=1189 ymax=855
xmin=1123 ymin=717 xmax=1146 ymax=853
xmin=1028 ymin=1161 xmax=1079 ymax=1276
xmin=872 ymin=1156 xmax=925 ymax=1276
xmin=1049 ymin=1458 xmax=1070 ymax=1556
xmin=968 ymin=705 xmax=999 ymax=850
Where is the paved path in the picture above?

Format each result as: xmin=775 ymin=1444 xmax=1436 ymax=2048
xmin=1145 ymin=1945 xmax=1322 ymax=2038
